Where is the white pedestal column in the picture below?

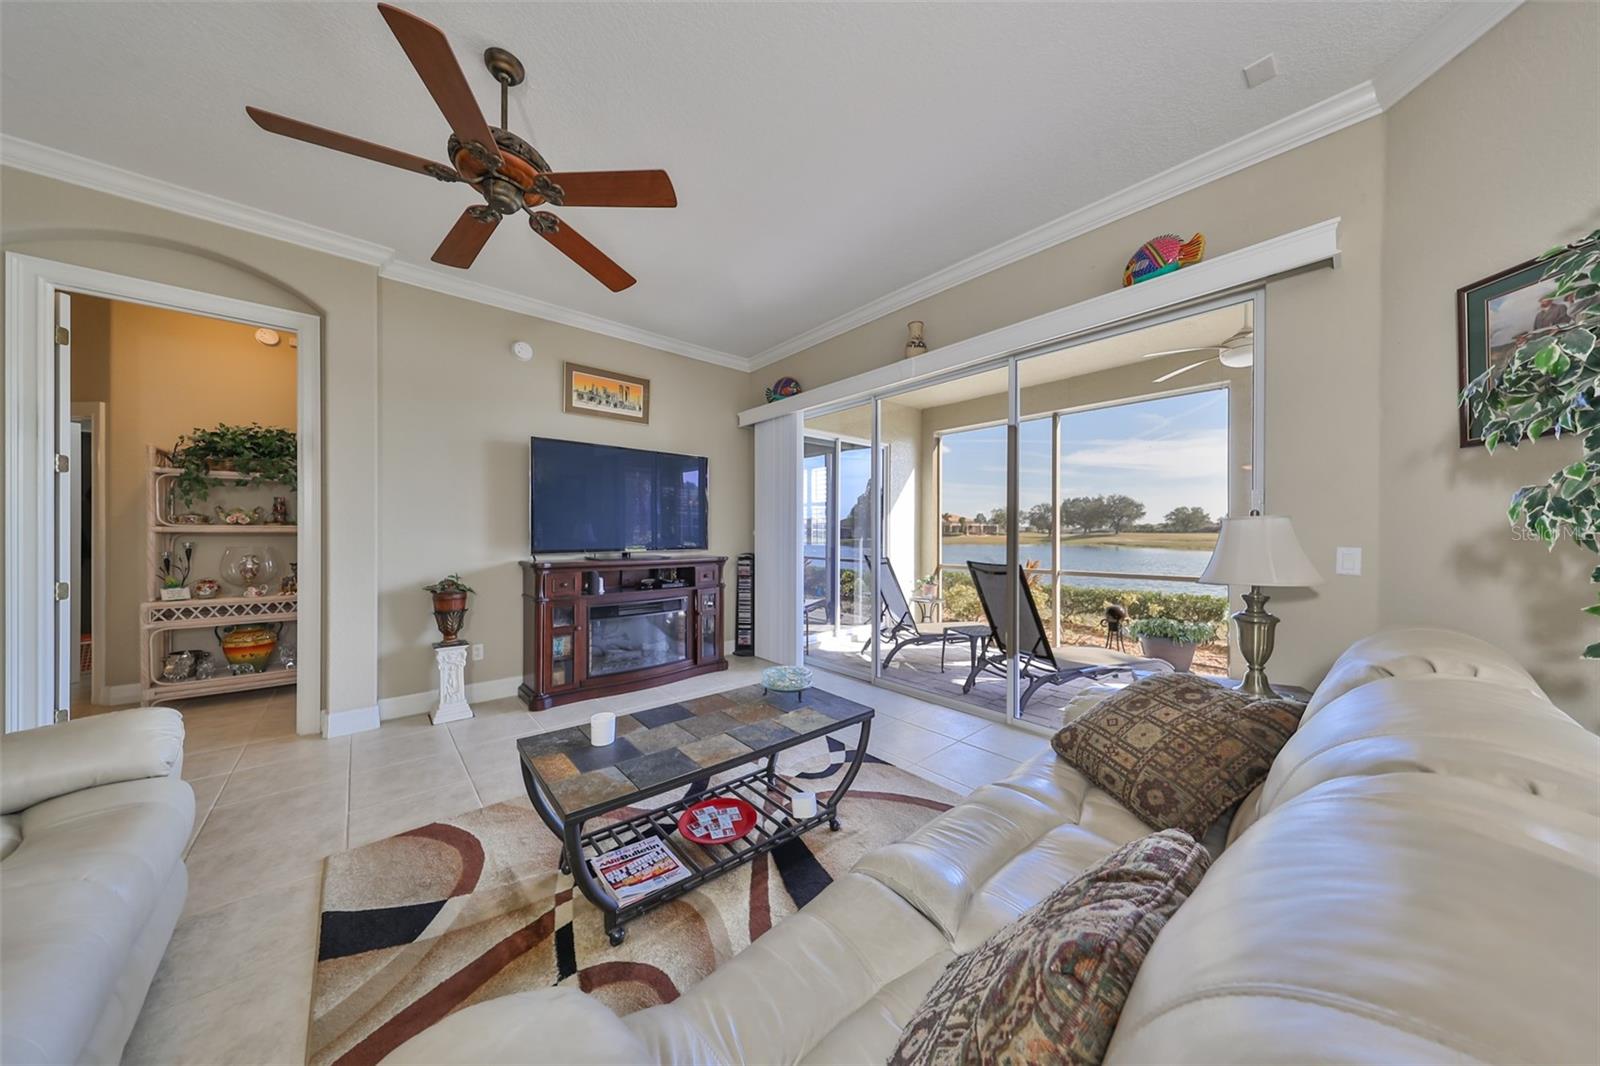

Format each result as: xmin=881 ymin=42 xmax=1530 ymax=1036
xmin=430 ymin=642 xmax=474 ymax=725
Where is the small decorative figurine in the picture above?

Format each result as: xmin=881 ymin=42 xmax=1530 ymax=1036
xmin=280 ymin=563 xmax=298 ymax=595
xmin=1122 ymin=233 xmax=1206 ymax=287
xmin=1100 ymin=603 xmax=1129 ymax=652
xmin=904 ymin=320 xmax=928 ymax=359
xmin=214 ymin=505 xmax=266 ymax=525
xmin=764 ymin=376 xmax=802 ymax=403
xmin=272 ymin=496 xmax=290 ymax=525
xmin=158 ymin=542 xmax=194 ymax=600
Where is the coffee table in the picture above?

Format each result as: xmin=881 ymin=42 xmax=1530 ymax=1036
xmin=518 ymin=684 xmax=874 ymax=945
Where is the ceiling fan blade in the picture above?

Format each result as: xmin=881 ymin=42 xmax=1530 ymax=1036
xmin=537 ymin=170 xmax=677 ymax=208
xmin=432 ymin=208 xmax=500 ymax=268
xmin=530 ymin=212 xmax=636 ymax=291
xmin=1153 ymin=358 xmax=1217 ymax=384
xmin=377 ymin=3 xmax=500 ymax=167
xmin=245 ymin=107 xmax=459 ymax=180
xmin=1141 ymin=345 xmax=1221 ymax=360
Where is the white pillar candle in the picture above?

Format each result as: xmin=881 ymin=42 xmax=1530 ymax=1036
xmin=590 ymin=711 xmax=616 ymax=746
xmin=792 ymin=791 xmax=818 ymax=819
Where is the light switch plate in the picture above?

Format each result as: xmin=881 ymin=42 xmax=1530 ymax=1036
xmin=471 ymin=643 xmax=485 ymax=661
xmin=1335 ymin=547 xmax=1362 ymax=576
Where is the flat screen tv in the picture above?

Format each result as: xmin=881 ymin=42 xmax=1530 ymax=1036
xmin=530 ymin=437 xmax=709 ymax=554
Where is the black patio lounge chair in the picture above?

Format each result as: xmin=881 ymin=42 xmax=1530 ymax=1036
xmin=865 ymin=559 xmax=972 ymax=670
xmin=964 ymin=561 xmax=1145 ymax=715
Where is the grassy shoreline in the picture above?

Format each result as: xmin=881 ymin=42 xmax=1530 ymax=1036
xmin=943 ymin=531 xmax=1218 ymax=550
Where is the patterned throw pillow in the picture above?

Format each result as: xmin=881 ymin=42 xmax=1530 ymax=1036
xmin=1050 ymin=673 xmax=1303 ymax=838
xmin=889 ymin=829 xmax=1210 ymax=1066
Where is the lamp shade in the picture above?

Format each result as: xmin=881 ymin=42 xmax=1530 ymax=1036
xmin=1200 ymin=514 xmax=1323 ymax=588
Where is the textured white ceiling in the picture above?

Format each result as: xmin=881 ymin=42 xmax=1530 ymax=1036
xmin=1 ymin=2 xmax=1459 ymax=362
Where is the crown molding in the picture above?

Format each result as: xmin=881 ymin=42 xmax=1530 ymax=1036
xmin=747 ymin=3 xmax=1519 ymax=372
xmin=0 ymin=134 xmax=393 ymax=266
xmin=741 ymin=218 xmax=1341 ymax=426
xmin=1371 ymin=1 xmax=1521 ymax=109
xmin=746 ymin=82 xmax=1379 ymax=371
xmin=377 ymin=262 xmax=748 ymax=369
xmin=1 ymin=0 xmax=1519 ymax=377
xmin=0 ymin=134 xmax=748 ymax=370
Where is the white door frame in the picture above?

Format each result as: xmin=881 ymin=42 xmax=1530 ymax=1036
xmin=69 ymin=401 xmax=108 ymax=706
xmin=5 ymin=252 xmax=323 ymax=735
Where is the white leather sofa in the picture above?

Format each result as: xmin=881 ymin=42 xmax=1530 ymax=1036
xmin=0 ymin=707 xmax=193 ymax=1065
xmin=386 ymin=628 xmax=1600 ymax=1065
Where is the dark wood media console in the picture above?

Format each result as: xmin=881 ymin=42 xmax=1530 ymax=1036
xmin=519 ymin=555 xmax=727 ymax=710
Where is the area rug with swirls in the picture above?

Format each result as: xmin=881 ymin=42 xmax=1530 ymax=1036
xmin=307 ymin=728 xmax=957 ymax=1065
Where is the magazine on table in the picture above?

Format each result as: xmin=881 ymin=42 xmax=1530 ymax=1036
xmin=590 ymin=836 xmax=690 ymax=905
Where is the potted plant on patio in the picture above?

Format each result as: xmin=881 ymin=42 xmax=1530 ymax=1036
xmin=1125 ymin=617 xmax=1216 ymax=672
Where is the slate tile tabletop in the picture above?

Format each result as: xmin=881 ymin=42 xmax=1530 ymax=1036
xmin=518 ymin=684 xmax=872 ymax=819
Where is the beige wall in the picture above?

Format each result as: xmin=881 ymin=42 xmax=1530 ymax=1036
xmin=375 ymin=280 xmax=752 ymax=699
xmin=759 ymin=117 xmax=1389 ymax=699
xmin=69 ymin=297 xmax=297 ymax=689
xmin=1377 ymin=2 xmax=1597 ymax=718
xmin=5 ymin=1 xmax=1594 ymax=725
xmin=751 ymin=4 xmax=1599 ymax=723
xmin=3 ymin=166 xmax=753 ymax=725
xmin=3 ymin=165 xmax=377 ymax=723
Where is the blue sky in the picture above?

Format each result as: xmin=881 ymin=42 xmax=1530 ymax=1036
xmin=939 ymin=388 xmax=1230 ymax=523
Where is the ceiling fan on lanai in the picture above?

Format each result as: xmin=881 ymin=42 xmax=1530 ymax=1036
xmin=1143 ymin=326 xmax=1254 ymax=383
xmin=245 ymin=3 xmax=675 ymax=291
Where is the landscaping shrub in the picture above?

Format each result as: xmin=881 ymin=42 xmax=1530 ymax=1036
xmin=938 ymin=570 xmax=1226 ymax=627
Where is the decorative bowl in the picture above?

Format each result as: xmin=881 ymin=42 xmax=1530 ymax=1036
xmin=761 ymin=665 xmax=813 ymax=693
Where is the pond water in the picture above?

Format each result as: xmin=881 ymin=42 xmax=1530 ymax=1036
xmin=942 ymin=542 xmax=1222 ymax=594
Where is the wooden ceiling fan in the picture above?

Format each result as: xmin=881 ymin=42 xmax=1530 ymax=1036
xmin=245 ymin=3 xmax=675 ymax=291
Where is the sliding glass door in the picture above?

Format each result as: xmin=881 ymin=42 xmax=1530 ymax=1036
xmin=802 ymin=403 xmax=877 ymax=677
xmin=873 ymin=367 xmax=1016 ymax=715
xmin=796 ymin=293 xmax=1261 ymax=728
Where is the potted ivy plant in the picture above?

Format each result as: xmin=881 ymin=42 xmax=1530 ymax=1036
xmin=1125 ymin=617 xmax=1217 ymax=672
xmin=1460 ymin=229 xmax=1600 ymax=658
xmin=423 ymin=573 xmax=474 ymax=644
xmin=169 ymin=423 xmax=297 ymax=507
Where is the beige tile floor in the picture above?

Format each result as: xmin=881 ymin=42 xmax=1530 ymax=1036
xmin=101 ymin=660 xmax=1045 ymax=1064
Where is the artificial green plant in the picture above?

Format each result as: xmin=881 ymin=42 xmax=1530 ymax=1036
xmin=169 ymin=423 xmax=298 ymax=506
xmin=1459 ymin=229 xmax=1600 ymax=657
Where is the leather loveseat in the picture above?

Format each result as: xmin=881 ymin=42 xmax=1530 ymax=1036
xmin=386 ymin=628 xmax=1600 ymax=1065
xmin=0 ymin=708 xmax=193 ymax=1065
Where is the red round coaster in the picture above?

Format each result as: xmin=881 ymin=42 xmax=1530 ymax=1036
xmin=677 ymin=796 xmax=758 ymax=844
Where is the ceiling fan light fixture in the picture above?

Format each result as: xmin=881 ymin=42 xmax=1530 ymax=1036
xmin=1218 ymin=345 xmax=1253 ymax=369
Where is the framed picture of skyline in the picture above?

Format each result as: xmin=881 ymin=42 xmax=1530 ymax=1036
xmin=1457 ymin=256 xmax=1565 ymax=447
xmin=563 ymin=362 xmax=650 ymax=424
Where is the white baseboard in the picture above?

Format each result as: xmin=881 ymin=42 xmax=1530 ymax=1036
xmin=378 ymin=674 xmax=523 ymax=721
xmin=101 ymin=681 xmax=142 ymax=706
xmin=322 ymin=703 xmax=380 ymax=738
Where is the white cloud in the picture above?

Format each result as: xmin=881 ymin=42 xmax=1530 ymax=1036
xmin=1060 ymin=428 xmax=1228 ymax=479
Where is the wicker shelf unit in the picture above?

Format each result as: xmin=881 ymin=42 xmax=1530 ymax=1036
xmin=140 ymin=446 xmax=298 ymax=704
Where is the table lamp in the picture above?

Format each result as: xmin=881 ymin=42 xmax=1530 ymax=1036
xmin=1200 ymin=513 xmax=1322 ymax=698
